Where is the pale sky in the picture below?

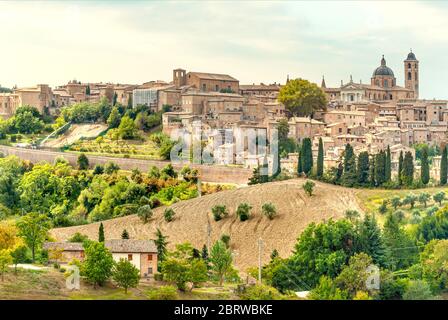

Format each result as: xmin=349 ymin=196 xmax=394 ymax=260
xmin=1 ymin=1 xmax=448 ymax=99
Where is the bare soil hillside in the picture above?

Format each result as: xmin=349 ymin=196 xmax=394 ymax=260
xmin=51 ymin=179 xmax=363 ymax=271
xmin=44 ymin=124 xmax=107 ymax=148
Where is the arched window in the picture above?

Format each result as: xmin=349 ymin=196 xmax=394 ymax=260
xmin=375 ymin=80 xmax=379 ymax=86
xmin=408 ymin=63 xmax=411 ymax=68
xmin=408 ymin=72 xmax=412 ymax=80
xmin=389 ymin=94 xmax=393 ymax=100
xmin=384 ymin=80 xmax=388 ymax=88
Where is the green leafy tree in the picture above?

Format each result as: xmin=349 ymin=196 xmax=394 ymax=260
xmin=262 ymin=202 xmax=277 ymax=220
xmin=278 ymin=78 xmax=327 ymax=117
xmin=403 ymin=280 xmax=435 ymax=300
xmin=441 ymin=146 xmax=448 ymax=185
xmin=112 ymin=258 xmax=140 ymax=293
xmin=210 ymin=240 xmax=233 ymax=286
xmin=302 ymin=180 xmax=315 ymax=196
xmin=161 ymin=243 xmax=207 ymax=291
xmin=117 ymin=115 xmax=137 ymax=139
xmin=10 ymin=245 xmax=28 ymax=274
xmin=16 ymin=213 xmax=51 ymax=262
xmin=107 ymin=106 xmax=121 ymax=129
xmin=77 ymin=153 xmax=89 ymax=170
xmin=420 ymin=239 xmax=448 ymax=292
xmin=82 ymin=241 xmax=114 ymax=288
xmin=403 ymin=193 xmax=417 ymax=209
xmin=418 ymin=192 xmax=431 ymax=208
xmin=137 ymin=205 xmax=153 ymax=223
xmin=309 ymin=276 xmax=348 ymax=300
xmin=335 ymin=253 xmax=375 ymax=298
xmin=0 ymin=249 xmax=12 ymax=281
xmin=98 ymin=222 xmax=105 ymax=242
xmin=272 ymin=219 xmax=357 ymax=291
xmin=421 ymin=145 xmax=430 ymax=185
xmin=433 ymin=191 xmax=445 ymax=206
xmin=316 ymin=137 xmax=324 ymax=178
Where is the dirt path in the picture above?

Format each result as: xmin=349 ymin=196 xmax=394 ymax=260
xmin=43 ymin=124 xmax=107 ymax=148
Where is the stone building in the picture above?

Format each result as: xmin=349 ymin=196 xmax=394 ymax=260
xmin=322 ymin=52 xmax=417 ymax=103
xmin=173 ymin=68 xmax=239 ymax=93
xmin=44 ymin=239 xmax=158 ymax=278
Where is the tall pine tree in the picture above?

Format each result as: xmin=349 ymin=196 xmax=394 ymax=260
xmin=343 ymin=144 xmax=354 ymax=172
xmin=441 ymin=146 xmax=448 ymax=185
xmin=316 ymin=137 xmax=324 ymax=178
xmin=356 ymin=213 xmax=388 ymax=268
xmin=420 ymin=145 xmax=430 ymax=185
xmin=369 ymin=155 xmax=376 ymax=187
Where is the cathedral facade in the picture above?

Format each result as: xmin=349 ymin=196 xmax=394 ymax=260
xmin=322 ymin=51 xmax=419 ymax=103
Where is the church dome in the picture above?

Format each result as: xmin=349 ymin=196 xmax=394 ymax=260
xmin=406 ymin=51 xmax=417 ymax=61
xmin=372 ymin=55 xmax=394 ymax=77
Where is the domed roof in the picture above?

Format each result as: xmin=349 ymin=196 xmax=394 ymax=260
xmin=406 ymin=51 xmax=417 ymax=61
xmin=372 ymin=55 xmax=394 ymax=77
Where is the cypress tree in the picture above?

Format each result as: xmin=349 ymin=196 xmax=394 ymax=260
xmin=385 ymin=145 xmax=391 ymax=182
xmin=121 ymin=229 xmax=129 ymax=239
xmin=154 ymin=229 xmax=168 ymax=269
xmin=398 ymin=151 xmax=404 ymax=186
xmin=98 ymin=223 xmax=105 ymax=242
xmin=441 ymin=146 xmax=447 ymax=185
xmin=301 ymin=138 xmax=313 ymax=175
xmin=297 ymin=151 xmax=303 ymax=175
xmin=336 ymin=162 xmax=343 ymax=183
xmin=341 ymin=155 xmax=357 ymax=187
xmin=343 ymin=143 xmax=354 ymax=172
xmin=369 ymin=155 xmax=376 ymax=187
xmin=421 ymin=146 xmax=430 ymax=185
xmin=316 ymin=137 xmax=324 ymax=178
xmin=402 ymin=151 xmax=414 ymax=187
xmin=374 ymin=151 xmax=386 ymax=186
xmin=357 ymin=151 xmax=370 ymax=185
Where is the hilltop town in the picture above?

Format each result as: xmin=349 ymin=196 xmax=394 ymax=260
xmin=1 ymin=50 xmax=443 ymax=180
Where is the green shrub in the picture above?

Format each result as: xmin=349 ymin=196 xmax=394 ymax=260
xmin=164 ymin=208 xmax=176 ymax=222
xmin=212 ymin=205 xmax=228 ymax=222
xmin=147 ymin=285 xmax=179 ymax=300
xmin=236 ymin=203 xmax=252 ymax=222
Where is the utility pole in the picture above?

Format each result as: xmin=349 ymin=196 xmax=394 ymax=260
xmin=258 ymin=237 xmax=263 ymax=284
xmin=197 ymin=177 xmax=202 ymax=197
xmin=207 ymin=219 xmax=212 ymax=256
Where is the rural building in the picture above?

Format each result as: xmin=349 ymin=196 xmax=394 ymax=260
xmin=43 ymin=239 xmax=158 ymax=278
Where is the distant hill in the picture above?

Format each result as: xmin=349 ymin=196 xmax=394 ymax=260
xmin=51 ymin=178 xmax=364 ymax=271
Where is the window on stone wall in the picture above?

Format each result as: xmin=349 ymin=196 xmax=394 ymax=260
xmin=148 ymin=254 xmax=153 ymax=261
xmin=128 ymin=254 xmax=133 ymax=261
xmin=408 ymin=72 xmax=412 ymax=80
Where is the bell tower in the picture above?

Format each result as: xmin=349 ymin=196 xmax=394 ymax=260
xmin=404 ymin=50 xmax=419 ymax=99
